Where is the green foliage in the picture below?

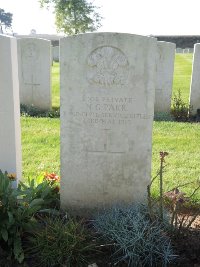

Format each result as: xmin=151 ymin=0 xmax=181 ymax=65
xmin=171 ymin=89 xmax=191 ymax=121
xmin=154 ymin=112 xmax=174 ymax=122
xmin=94 ymin=204 xmax=175 ymax=267
xmin=19 ymin=173 xmax=60 ymax=209
xmin=0 ymin=170 xmax=43 ymax=263
xmin=26 ymin=215 xmax=95 ymax=267
xmin=0 ymin=8 xmax=12 ymax=33
xmin=39 ymin=0 xmax=102 ymax=34
xmin=0 ymin=170 xmax=60 ymax=264
xmin=20 ymin=104 xmax=60 ymax=118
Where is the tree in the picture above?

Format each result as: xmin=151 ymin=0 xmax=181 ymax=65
xmin=0 ymin=8 xmax=13 ymax=33
xmin=39 ymin=0 xmax=102 ymax=35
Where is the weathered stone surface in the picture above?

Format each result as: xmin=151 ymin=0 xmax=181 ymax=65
xmin=17 ymin=38 xmax=51 ymax=110
xmin=0 ymin=35 xmax=22 ymax=184
xmin=60 ymin=33 xmax=157 ymax=215
xmin=189 ymin=43 xmax=200 ymax=115
xmin=52 ymin=45 xmax=59 ymax=62
xmin=155 ymin=41 xmax=176 ymax=113
xmin=176 ymin=48 xmax=183 ymax=53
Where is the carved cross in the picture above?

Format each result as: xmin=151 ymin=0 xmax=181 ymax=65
xmin=86 ymin=128 xmax=127 ymax=154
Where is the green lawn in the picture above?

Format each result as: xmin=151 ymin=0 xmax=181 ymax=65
xmin=52 ymin=62 xmax=60 ymax=109
xmin=20 ymin=54 xmax=200 ymax=202
xmin=172 ymin=54 xmax=193 ymax=104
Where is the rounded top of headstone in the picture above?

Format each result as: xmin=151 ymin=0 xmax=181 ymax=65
xmin=30 ymin=29 xmax=37 ymax=35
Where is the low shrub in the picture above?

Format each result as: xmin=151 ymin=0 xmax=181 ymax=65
xmin=0 ymin=170 xmax=60 ymax=264
xmin=19 ymin=172 xmax=60 ymax=209
xmin=154 ymin=112 xmax=174 ymax=121
xmin=94 ymin=204 xmax=175 ymax=267
xmin=20 ymin=104 xmax=60 ymax=118
xmin=0 ymin=170 xmax=44 ymax=263
xmin=170 ymin=89 xmax=192 ymax=121
xmin=26 ymin=215 xmax=95 ymax=267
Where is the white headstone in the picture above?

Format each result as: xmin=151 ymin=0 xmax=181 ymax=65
xmin=17 ymin=38 xmax=52 ymax=110
xmin=183 ymin=48 xmax=190 ymax=53
xmin=0 ymin=35 xmax=22 ymax=184
xmin=52 ymin=46 xmax=59 ymax=62
xmin=60 ymin=33 xmax=157 ymax=215
xmin=176 ymin=48 xmax=183 ymax=53
xmin=189 ymin=43 xmax=200 ymax=115
xmin=155 ymin=41 xmax=176 ymax=113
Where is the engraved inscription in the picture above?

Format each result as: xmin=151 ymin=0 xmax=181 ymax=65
xmin=87 ymin=46 xmax=129 ymax=87
xmin=69 ymin=94 xmax=152 ymax=126
xmin=23 ymin=43 xmax=38 ymax=59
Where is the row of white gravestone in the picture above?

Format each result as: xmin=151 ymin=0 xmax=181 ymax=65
xmin=17 ymin=37 xmax=176 ymax=113
xmin=176 ymin=48 xmax=194 ymax=53
xmin=0 ymin=32 xmax=186 ymax=214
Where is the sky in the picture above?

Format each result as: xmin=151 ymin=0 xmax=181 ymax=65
xmin=1 ymin=0 xmax=200 ymax=35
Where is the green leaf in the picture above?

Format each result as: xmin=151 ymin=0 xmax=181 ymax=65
xmin=1 ymin=228 xmax=8 ymax=241
xmin=7 ymin=211 xmax=14 ymax=225
xmin=39 ymin=209 xmax=61 ymax=216
xmin=29 ymin=198 xmax=44 ymax=208
xmin=14 ymin=236 xmax=24 ymax=263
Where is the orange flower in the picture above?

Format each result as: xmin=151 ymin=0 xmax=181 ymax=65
xmin=7 ymin=173 xmax=16 ymax=181
xmin=44 ymin=172 xmax=60 ymax=182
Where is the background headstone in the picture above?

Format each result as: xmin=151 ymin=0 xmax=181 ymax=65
xmin=189 ymin=43 xmax=200 ymax=115
xmin=52 ymin=45 xmax=59 ymax=62
xmin=155 ymin=41 xmax=176 ymax=113
xmin=0 ymin=35 xmax=22 ymax=184
xmin=60 ymin=33 xmax=157 ymax=214
xmin=183 ymin=48 xmax=190 ymax=53
xmin=18 ymin=38 xmax=52 ymax=110
xmin=176 ymin=48 xmax=183 ymax=53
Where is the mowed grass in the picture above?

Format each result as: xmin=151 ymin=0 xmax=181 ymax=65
xmin=21 ymin=117 xmax=60 ymax=179
xmin=172 ymin=53 xmax=193 ymax=104
xmin=21 ymin=54 xmax=200 ymax=202
xmin=52 ymin=62 xmax=60 ymax=109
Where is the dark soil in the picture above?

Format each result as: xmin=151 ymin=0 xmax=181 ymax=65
xmin=169 ymin=215 xmax=200 ymax=267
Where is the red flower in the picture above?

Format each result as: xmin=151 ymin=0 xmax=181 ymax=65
xmin=44 ymin=172 xmax=60 ymax=182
